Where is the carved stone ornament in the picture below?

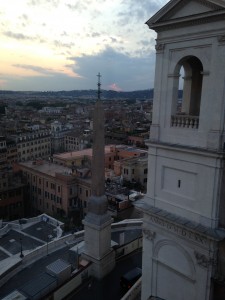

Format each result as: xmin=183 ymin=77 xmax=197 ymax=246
xmin=155 ymin=43 xmax=165 ymax=52
xmin=143 ymin=228 xmax=156 ymax=241
xmin=194 ymin=251 xmax=215 ymax=268
xmin=218 ymin=35 xmax=225 ymax=43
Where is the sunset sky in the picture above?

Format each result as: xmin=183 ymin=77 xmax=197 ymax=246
xmin=0 ymin=0 xmax=169 ymax=91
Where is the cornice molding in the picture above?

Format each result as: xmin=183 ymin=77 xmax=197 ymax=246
xmin=161 ymin=0 xmax=224 ymax=21
xmin=146 ymin=0 xmax=225 ymax=29
xmin=137 ymin=202 xmax=225 ymax=248
xmin=145 ymin=213 xmax=211 ymax=247
xmin=150 ymin=11 xmax=225 ymax=32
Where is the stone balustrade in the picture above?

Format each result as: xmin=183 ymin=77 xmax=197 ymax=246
xmin=171 ymin=114 xmax=199 ymax=129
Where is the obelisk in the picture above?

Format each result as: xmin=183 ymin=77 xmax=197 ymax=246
xmin=91 ymin=72 xmax=105 ymax=198
xmin=82 ymin=73 xmax=115 ymax=279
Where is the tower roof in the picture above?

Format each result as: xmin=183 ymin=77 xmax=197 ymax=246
xmin=146 ymin=0 xmax=225 ymax=31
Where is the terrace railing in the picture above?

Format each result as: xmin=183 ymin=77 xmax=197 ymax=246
xmin=171 ymin=114 xmax=199 ymax=129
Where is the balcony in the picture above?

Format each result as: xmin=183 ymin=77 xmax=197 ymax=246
xmin=171 ymin=114 xmax=199 ymax=129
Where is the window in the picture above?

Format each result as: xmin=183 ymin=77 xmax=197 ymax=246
xmin=171 ymin=56 xmax=203 ymax=129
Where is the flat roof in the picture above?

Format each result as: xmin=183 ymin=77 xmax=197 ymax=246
xmin=1 ymin=290 xmax=27 ymax=300
xmin=53 ymin=145 xmax=113 ymax=160
xmin=18 ymin=161 xmax=72 ymax=177
xmin=20 ymin=272 xmax=56 ymax=298
xmin=0 ymin=249 xmax=9 ymax=262
xmin=22 ymin=221 xmax=57 ymax=243
xmin=46 ymin=258 xmax=71 ymax=274
xmin=0 ymin=229 xmax=44 ymax=255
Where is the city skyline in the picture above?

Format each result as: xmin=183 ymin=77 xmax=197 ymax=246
xmin=0 ymin=0 xmax=169 ymax=92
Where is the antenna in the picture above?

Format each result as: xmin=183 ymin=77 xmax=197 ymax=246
xmin=97 ymin=72 xmax=102 ymax=101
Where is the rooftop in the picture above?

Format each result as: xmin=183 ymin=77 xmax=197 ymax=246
xmin=0 ymin=215 xmax=143 ymax=300
xmin=53 ymin=145 xmax=113 ymax=160
xmin=18 ymin=160 xmax=73 ymax=177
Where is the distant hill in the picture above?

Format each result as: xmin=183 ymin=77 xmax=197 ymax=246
xmin=0 ymin=89 xmax=154 ymax=100
xmin=0 ymin=89 xmax=182 ymax=101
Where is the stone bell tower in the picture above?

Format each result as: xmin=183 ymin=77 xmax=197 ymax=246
xmin=137 ymin=1 xmax=225 ymax=299
xmin=82 ymin=73 xmax=115 ymax=279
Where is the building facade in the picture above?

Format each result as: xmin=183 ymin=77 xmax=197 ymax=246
xmin=120 ymin=156 xmax=148 ymax=191
xmin=0 ymin=137 xmax=25 ymax=221
xmin=139 ymin=1 xmax=225 ymax=300
xmin=64 ymin=131 xmax=92 ymax=152
xmin=18 ymin=160 xmax=77 ymax=218
xmin=11 ymin=130 xmax=51 ymax=162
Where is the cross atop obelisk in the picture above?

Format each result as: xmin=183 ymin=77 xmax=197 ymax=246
xmin=97 ymin=72 xmax=101 ymax=102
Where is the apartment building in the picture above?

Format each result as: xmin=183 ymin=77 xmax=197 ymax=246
xmin=0 ymin=171 xmax=25 ymax=221
xmin=51 ymin=120 xmax=74 ymax=154
xmin=0 ymin=137 xmax=25 ymax=220
xmin=11 ymin=130 xmax=51 ymax=162
xmin=6 ymin=140 xmax=18 ymax=165
xmin=0 ymin=137 xmax=7 ymax=170
xmin=18 ymin=160 xmax=77 ymax=216
xmin=18 ymin=160 xmax=77 ymax=218
xmin=120 ymin=156 xmax=148 ymax=191
xmin=64 ymin=131 xmax=92 ymax=152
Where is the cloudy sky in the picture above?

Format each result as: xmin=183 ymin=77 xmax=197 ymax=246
xmin=0 ymin=0 xmax=169 ymax=92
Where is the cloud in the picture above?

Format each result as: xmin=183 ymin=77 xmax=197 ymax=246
xmin=2 ymin=46 xmax=156 ymax=91
xmin=108 ymin=83 xmax=122 ymax=92
xmin=91 ymin=32 xmax=101 ymax=38
xmin=3 ymin=31 xmax=34 ymax=41
xmin=12 ymin=64 xmax=59 ymax=76
xmin=53 ymin=40 xmax=75 ymax=49
xmin=0 ymin=79 xmax=8 ymax=89
xmin=27 ymin=0 xmax=60 ymax=8
xmin=69 ymin=46 xmax=156 ymax=91
xmin=117 ymin=0 xmax=163 ymax=26
xmin=66 ymin=2 xmax=90 ymax=12
xmin=0 ymin=74 xmax=82 ymax=91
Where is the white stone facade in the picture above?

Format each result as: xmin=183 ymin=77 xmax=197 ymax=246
xmin=140 ymin=1 xmax=225 ymax=299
